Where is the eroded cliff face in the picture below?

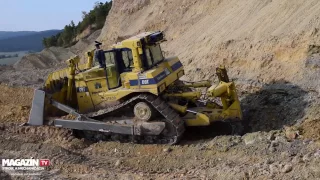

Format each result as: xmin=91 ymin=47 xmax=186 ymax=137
xmin=98 ymin=0 xmax=320 ymax=89
xmin=96 ymin=0 xmax=320 ymax=136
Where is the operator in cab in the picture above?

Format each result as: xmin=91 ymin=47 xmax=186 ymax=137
xmin=94 ymin=41 xmax=106 ymax=68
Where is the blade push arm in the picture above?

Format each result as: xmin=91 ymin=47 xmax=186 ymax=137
xmin=207 ymin=66 xmax=242 ymax=119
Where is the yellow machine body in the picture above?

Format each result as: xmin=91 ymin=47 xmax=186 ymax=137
xmin=42 ymin=31 xmax=242 ymax=128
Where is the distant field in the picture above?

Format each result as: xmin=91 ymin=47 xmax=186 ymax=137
xmin=0 ymin=51 xmax=28 ymax=65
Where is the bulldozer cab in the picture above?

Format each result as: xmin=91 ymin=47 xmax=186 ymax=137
xmin=86 ymin=48 xmax=135 ymax=90
xmin=96 ymin=34 xmax=166 ymax=90
xmin=105 ymin=41 xmax=165 ymax=74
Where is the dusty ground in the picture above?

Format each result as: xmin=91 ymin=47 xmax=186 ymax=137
xmin=0 ymin=84 xmax=319 ymax=180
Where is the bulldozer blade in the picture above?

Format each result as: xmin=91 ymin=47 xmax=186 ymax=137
xmin=54 ymin=119 xmax=166 ymax=136
xmin=28 ymin=89 xmax=45 ymax=126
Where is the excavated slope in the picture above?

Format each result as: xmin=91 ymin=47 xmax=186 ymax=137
xmin=96 ymin=0 xmax=320 ymax=133
xmin=99 ymin=0 xmax=320 ymax=89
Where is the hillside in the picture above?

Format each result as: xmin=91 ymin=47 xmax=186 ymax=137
xmin=0 ymin=30 xmax=62 ymax=52
xmin=97 ymin=0 xmax=320 ymax=133
xmin=0 ymin=31 xmax=37 ymax=40
xmin=99 ymin=0 xmax=320 ymax=89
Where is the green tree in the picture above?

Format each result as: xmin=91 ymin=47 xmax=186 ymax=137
xmin=42 ymin=1 xmax=112 ymax=48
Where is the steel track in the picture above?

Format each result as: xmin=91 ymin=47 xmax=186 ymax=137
xmin=77 ymin=94 xmax=185 ymax=144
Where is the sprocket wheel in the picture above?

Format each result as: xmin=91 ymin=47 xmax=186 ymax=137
xmin=134 ymin=101 xmax=153 ymax=121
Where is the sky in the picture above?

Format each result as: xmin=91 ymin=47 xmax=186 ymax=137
xmin=0 ymin=0 xmax=108 ymax=31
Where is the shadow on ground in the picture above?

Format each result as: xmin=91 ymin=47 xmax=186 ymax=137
xmin=241 ymin=80 xmax=308 ymax=132
xmin=180 ymin=80 xmax=308 ymax=143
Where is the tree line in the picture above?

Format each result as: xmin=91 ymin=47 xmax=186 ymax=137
xmin=42 ymin=1 xmax=112 ymax=48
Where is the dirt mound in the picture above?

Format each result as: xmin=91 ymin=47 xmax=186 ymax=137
xmin=0 ymin=30 xmax=102 ymax=87
xmin=13 ymin=47 xmax=76 ymax=70
xmin=13 ymin=30 xmax=101 ymax=70
xmin=0 ymin=84 xmax=33 ymax=123
xmin=0 ymin=65 xmax=58 ymax=87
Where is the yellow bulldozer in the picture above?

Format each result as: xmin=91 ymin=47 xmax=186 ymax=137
xmin=27 ymin=31 xmax=243 ymax=144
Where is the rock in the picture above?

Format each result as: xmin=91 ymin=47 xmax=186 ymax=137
xmin=198 ymin=145 xmax=207 ymax=151
xmin=115 ymin=160 xmax=121 ymax=167
xmin=242 ymin=132 xmax=263 ymax=145
xmin=286 ymin=132 xmax=298 ymax=140
xmin=285 ymin=127 xmax=299 ymax=140
xmin=292 ymin=156 xmax=302 ymax=164
xmin=163 ymin=147 xmax=172 ymax=153
xmin=21 ymin=117 xmax=27 ymax=122
xmin=269 ymin=164 xmax=278 ymax=174
xmin=265 ymin=159 xmax=273 ymax=164
xmin=268 ymin=146 xmax=276 ymax=152
xmin=181 ymin=168 xmax=187 ymax=174
xmin=302 ymin=153 xmax=312 ymax=162
xmin=275 ymin=136 xmax=288 ymax=143
xmin=121 ymin=175 xmax=134 ymax=180
xmin=281 ymin=152 xmax=290 ymax=158
xmin=270 ymin=140 xmax=279 ymax=147
xmin=267 ymin=131 xmax=276 ymax=141
xmin=314 ymin=150 xmax=320 ymax=157
xmin=281 ymin=164 xmax=293 ymax=173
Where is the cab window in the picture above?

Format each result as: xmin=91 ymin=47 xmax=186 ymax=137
xmin=105 ymin=51 xmax=115 ymax=64
xmin=149 ymin=45 xmax=163 ymax=64
xmin=144 ymin=44 xmax=164 ymax=69
xmin=145 ymin=49 xmax=153 ymax=67
xmin=121 ymin=49 xmax=133 ymax=69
